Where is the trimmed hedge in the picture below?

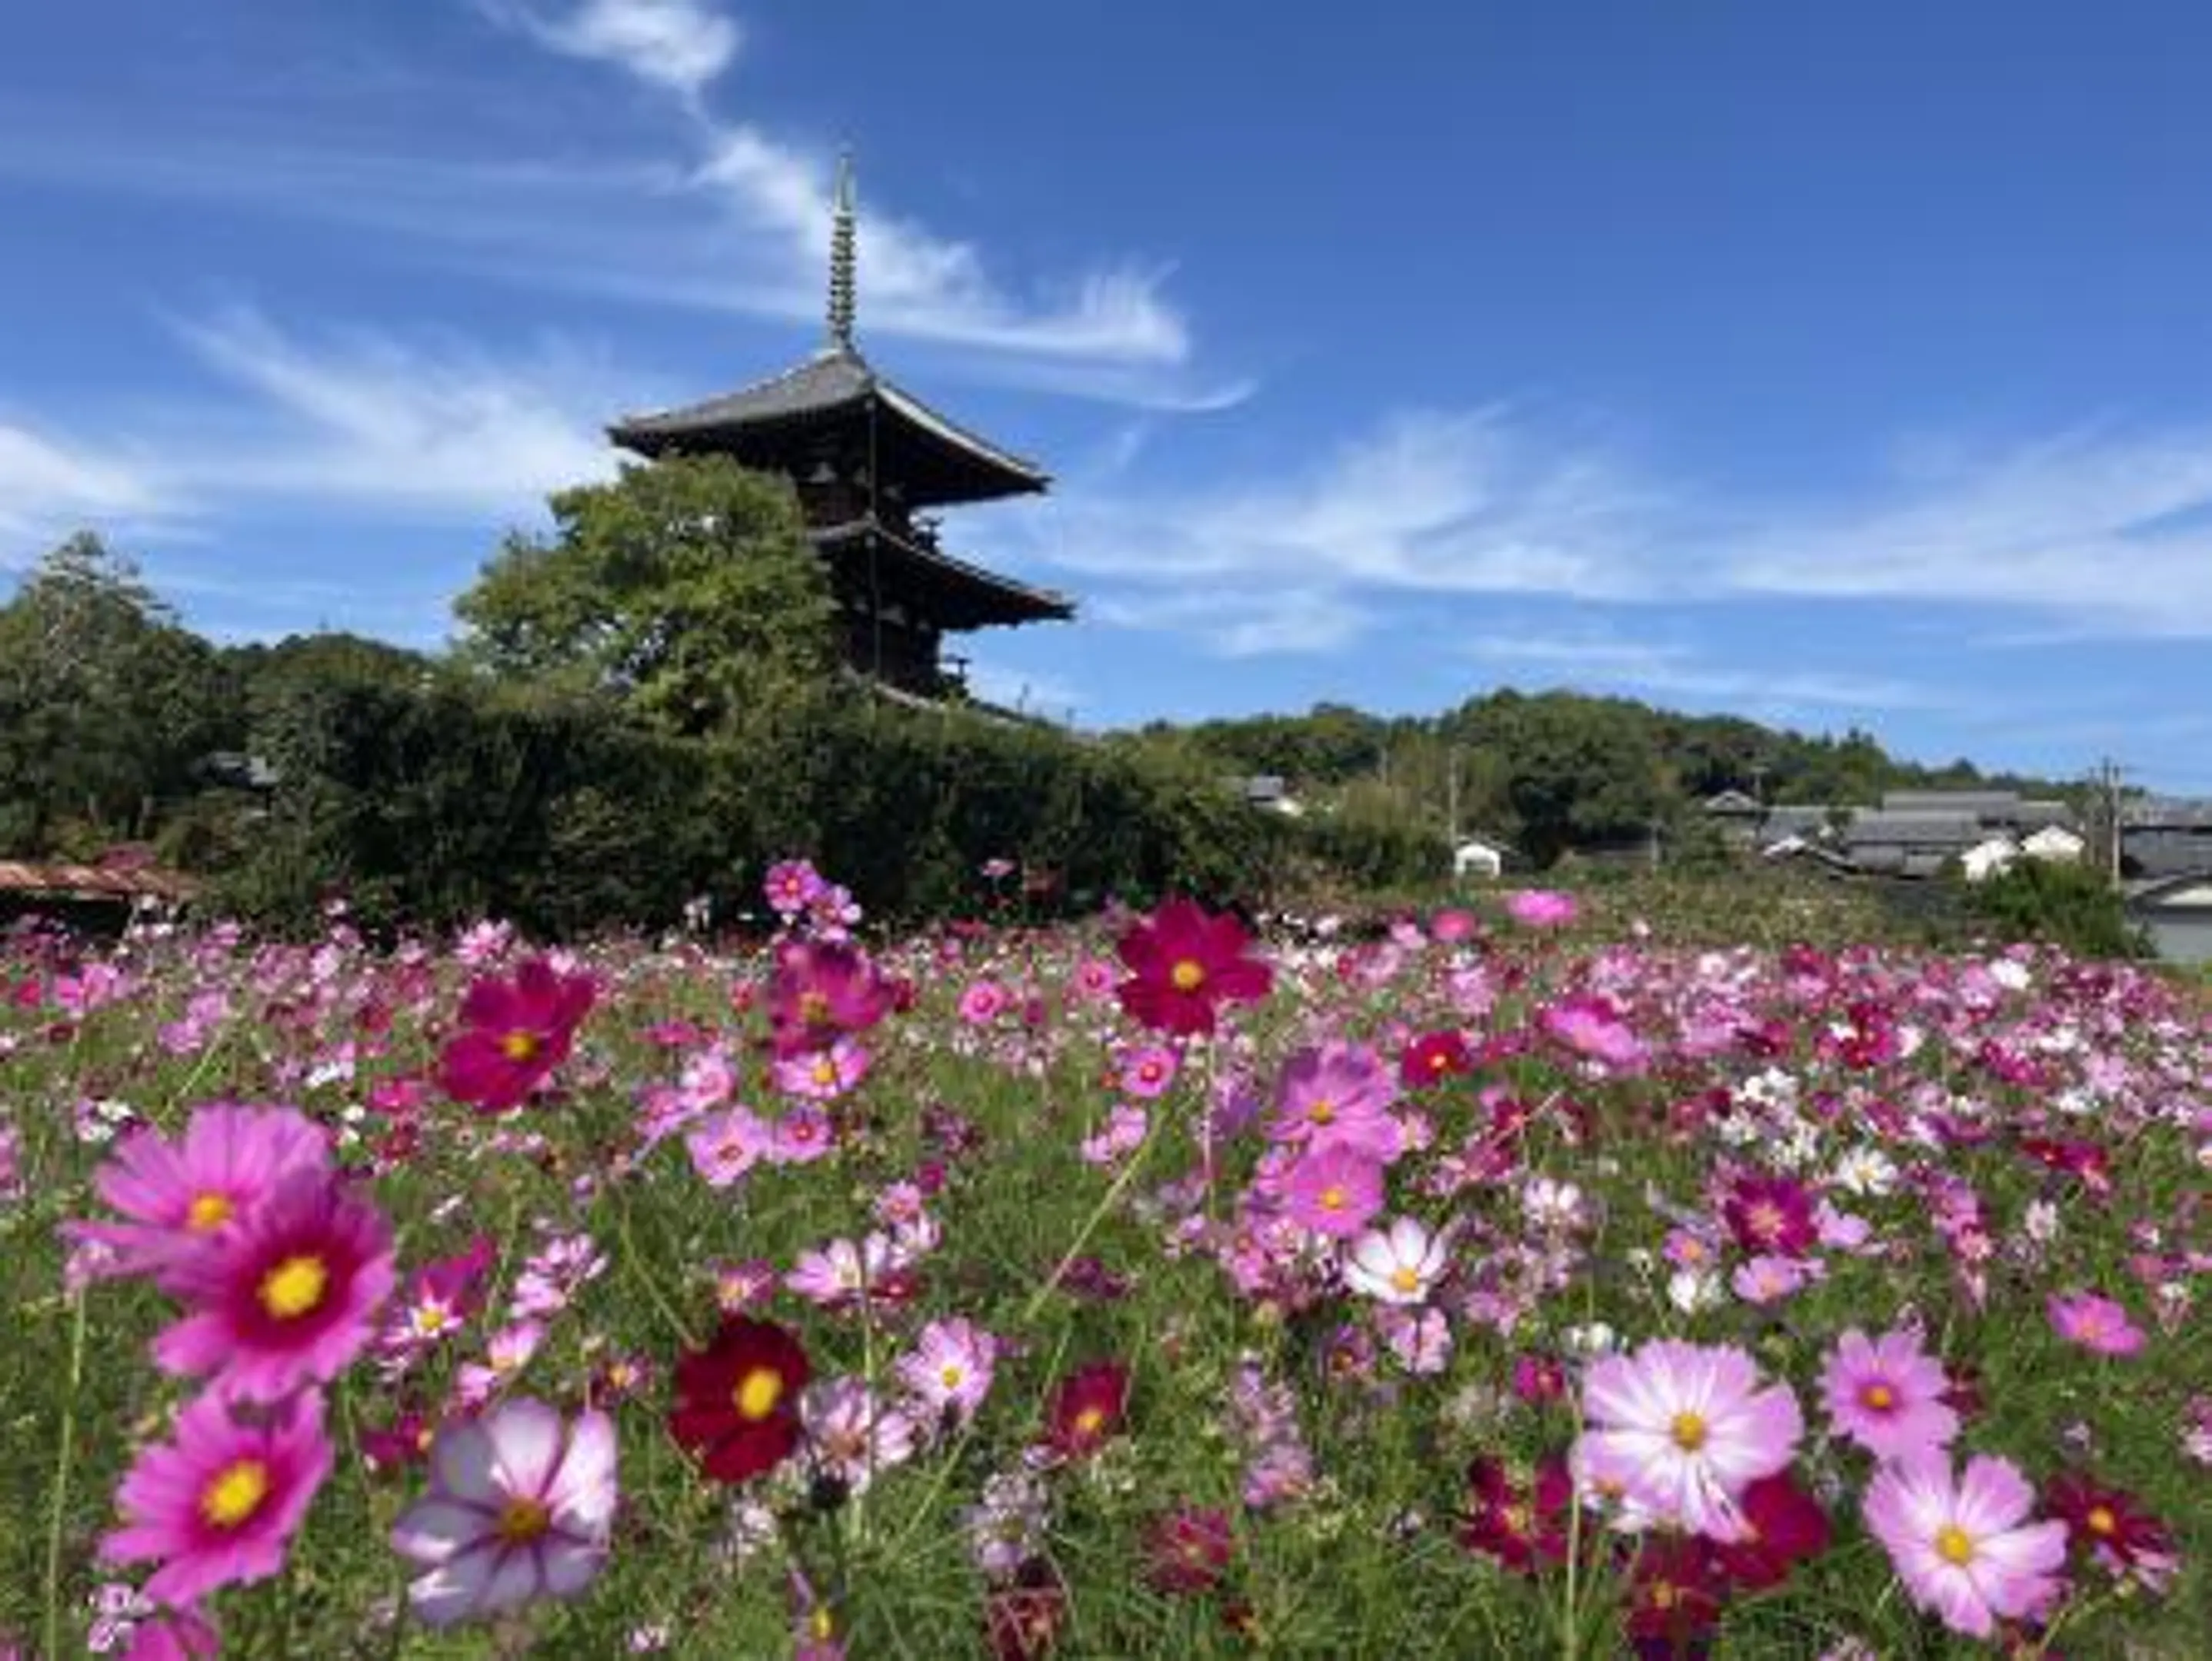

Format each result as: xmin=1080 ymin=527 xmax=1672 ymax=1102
xmin=212 ymin=671 xmax=1435 ymax=936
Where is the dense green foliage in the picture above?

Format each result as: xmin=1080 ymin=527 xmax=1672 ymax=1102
xmin=1964 ymin=858 xmax=2154 ymax=961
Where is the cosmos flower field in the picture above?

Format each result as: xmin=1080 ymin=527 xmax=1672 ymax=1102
xmin=5 ymin=867 xmax=2210 ymax=1657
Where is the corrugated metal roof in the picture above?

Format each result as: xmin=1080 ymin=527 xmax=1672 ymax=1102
xmin=0 ymin=860 xmax=198 ymax=900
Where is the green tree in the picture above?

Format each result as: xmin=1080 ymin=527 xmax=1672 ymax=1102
xmin=0 ymin=533 xmax=237 ymax=853
xmin=453 ymin=457 xmax=838 ymax=740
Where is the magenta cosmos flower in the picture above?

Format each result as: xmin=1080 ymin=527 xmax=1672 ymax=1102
xmin=154 ymin=1169 xmax=395 ymax=1402
xmin=391 ymin=1397 xmax=618 ymax=1628
xmin=1114 ymin=897 xmax=1273 ymax=1037
xmin=1572 ymin=1339 xmax=1803 ymax=1542
xmin=437 ymin=957 xmax=596 ymax=1113
xmin=1820 ymin=1326 xmax=1958 ymax=1461
xmin=71 ymin=1103 xmax=329 ymax=1283
xmin=102 ymin=1387 xmax=332 ymax=1608
xmin=1863 ymin=1451 xmax=2068 ymax=1639
xmin=2047 ymin=1291 xmax=2147 ymax=1357
xmin=1283 ymin=1143 xmax=1385 ymax=1239
xmin=1540 ymin=995 xmax=1649 ymax=1072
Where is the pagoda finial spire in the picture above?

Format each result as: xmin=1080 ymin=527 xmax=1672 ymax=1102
xmin=827 ymin=148 xmax=857 ymax=351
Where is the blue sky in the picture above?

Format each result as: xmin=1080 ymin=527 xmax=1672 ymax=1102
xmin=5 ymin=1 xmax=2212 ymax=788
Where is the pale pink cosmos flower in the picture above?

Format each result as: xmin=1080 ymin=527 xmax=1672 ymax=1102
xmin=802 ymin=1378 xmax=918 ymax=1495
xmin=455 ymin=1320 xmax=546 ymax=1410
xmin=1820 ymin=1326 xmax=1958 ymax=1460
xmin=391 ymin=1398 xmax=618 ymax=1628
xmin=685 ymin=1108 xmax=771 ymax=1188
xmin=101 ymin=1388 xmax=331 ymax=1607
xmin=787 ymin=1235 xmax=901 ymax=1308
xmin=1080 ymin=1104 xmax=1148 ymax=1167
xmin=1862 ymin=1451 xmax=2067 ymax=1639
xmin=1571 ymin=1338 xmax=1803 ymax=1542
xmin=1731 ymin=1254 xmax=1816 ymax=1306
xmin=1541 ymin=995 xmax=1650 ymax=1073
xmin=2047 ymin=1291 xmax=2146 ymax=1357
xmin=1341 ymin=1217 xmax=1452 ymax=1305
xmin=897 ymin=1317 xmax=998 ymax=1426
xmin=771 ymin=1039 xmax=869 ymax=1103
xmin=1378 ymin=1306 xmax=1453 ymax=1374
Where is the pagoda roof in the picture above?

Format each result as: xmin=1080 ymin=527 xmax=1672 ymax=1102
xmin=812 ymin=516 xmax=1073 ymax=631
xmin=609 ymin=346 xmax=1050 ymax=508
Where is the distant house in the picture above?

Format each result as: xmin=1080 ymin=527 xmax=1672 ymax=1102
xmin=1755 ymin=804 xmax=1840 ymax=852
xmin=1231 ymin=776 xmax=1305 ymax=818
xmin=2121 ymin=800 xmax=2212 ymax=880
xmin=1701 ymin=790 xmax=1767 ymax=847
xmin=1453 ymin=835 xmax=1509 ymax=882
xmin=2126 ymin=873 xmax=2212 ymax=966
xmin=1841 ymin=811 xmax=1982 ymax=879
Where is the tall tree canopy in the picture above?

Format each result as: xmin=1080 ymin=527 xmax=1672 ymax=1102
xmin=0 ymin=533 xmax=238 ymax=854
xmin=452 ymin=457 xmax=838 ymax=740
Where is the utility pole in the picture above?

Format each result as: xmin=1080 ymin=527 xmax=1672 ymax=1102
xmin=2092 ymin=757 xmax=2126 ymax=890
xmin=1446 ymin=746 xmax=1461 ymax=846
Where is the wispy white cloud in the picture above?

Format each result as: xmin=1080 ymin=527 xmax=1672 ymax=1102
xmin=1024 ymin=406 xmax=2212 ymax=657
xmin=484 ymin=0 xmax=741 ymax=100
xmin=2 ymin=308 xmax=623 ymax=573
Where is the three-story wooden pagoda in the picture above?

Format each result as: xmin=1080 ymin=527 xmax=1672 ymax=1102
xmin=607 ymin=157 xmax=1074 ymax=704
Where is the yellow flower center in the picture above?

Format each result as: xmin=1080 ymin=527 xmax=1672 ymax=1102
xmin=186 ymin=1192 xmax=233 ymax=1231
xmin=1746 ymin=1200 xmax=1784 ymax=1241
xmin=1648 ymin=1579 xmax=1679 ymax=1611
xmin=258 ymin=1253 xmax=330 ymax=1320
xmin=809 ymin=1609 xmax=835 ymax=1642
xmin=734 ymin=1366 xmax=784 ymax=1421
xmin=798 ymin=990 xmax=831 ymax=1024
xmin=1073 ymin=1405 xmax=1108 ymax=1436
xmin=1935 ymin=1524 xmax=1976 ymax=1566
xmin=500 ymin=1029 xmax=541 ymax=1062
xmin=1169 ymin=958 xmax=1205 ymax=992
xmin=811 ymin=1057 xmax=838 ymax=1087
xmin=2087 ymin=1506 xmax=2117 ymax=1537
xmin=1861 ymin=1381 xmax=1895 ymax=1412
xmin=1669 ymin=1411 xmax=1709 ymax=1453
xmin=1308 ymin=1097 xmax=1337 ymax=1125
xmin=200 ymin=1458 xmax=270 ymax=1529
xmin=495 ymin=1496 xmax=551 ymax=1545
xmin=1390 ymin=1266 xmax=1422 ymax=1294
xmin=411 ymin=1303 xmax=453 ymax=1336
xmin=1319 ymin=1184 xmax=1347 ymax=1212
xmin=940 ymin=1363 xmax=965 ymax=1389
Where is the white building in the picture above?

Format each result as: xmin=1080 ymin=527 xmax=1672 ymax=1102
xmin=2021 ymin=824 xmax=2086 ymax=864
xmin=1453 ymin=836 xmax=1507 ymax=882
xmin=1960 ymin=835 xmax=2020 ymax=884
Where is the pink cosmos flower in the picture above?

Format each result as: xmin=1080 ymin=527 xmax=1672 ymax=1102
xmin=1731 ymin=1254 xmax=1815 ymax=1306
xmin=1071 ymin=958 xmax=1117 ymax=1001
xmin=771 ymin=1105 xmax=838 ymax=1163
xmin=1541 ymin=994 xmax=1649 ymax=1072
xmin=1283 ymin=1144 xmax=1385 ymax=1239
xmin=764 ymin=859 xmax=826 ymax=917
xmin=1820 ymin=1326 xmax=1958 ymax=1461
xmin=2047 ymin=1291 xmax=2147 ymax=1357
xmin=154 ymin=1170 xmax=395 ymax=1402
xmin=391 ymin=1397 xmax=618 ymax=1628
xmin=1571 ymin=1339 xmax=1804 ymax=1542
xmin=765 ymin=940 xmax=890 ymax=1057
xmin=897 ymin=1317 xmax=998 ymax=1426
xmin=1504 ymin=889 xmax=1578 ymax=927
xmin=1270 ymin=1041 xmax=1401 ymax=1160
xmin=70 ymin=1104 xmax=330 ymax=1283
xmin=1429 ymin=907 xmax=1477 ymax=944
xmin=1079 ymin=1103 xmax=1148 ymax=1167
xmin=1117 ymin=1045 xmax=1180 ymax=1100
xmin=1862 ymin=1451 xmax=2068 ymax=1639
xmin=102 ymin=1388 xmax=332 ymax=1607
xmin=381 ymin=1237 xmax=495 ymax=1360
xmin=957 ymin=980 xmax=1009 ymax=1025
xmin=1724 ymin=1173 xmax=1818 ymax=1256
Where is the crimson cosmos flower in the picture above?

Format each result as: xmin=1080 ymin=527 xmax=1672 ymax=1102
xmin=1459 ymin=1455 xmax=1574 ymax=1574
xmin=437 ymin=957 xmax=596 ymax=1113
xmin=1401 ymin=1029 xmax=1473 ymax=1090
xmin=2044 ymin=1471 xmax=2175 ymax=1579
xmin=1046 ymin=1361 xmax=1129 ymax=1459
xmin=1712 ymin=1472 xmax=1832 ymax=1590
xmin=1143 ymin=1504 xmax=1236 ymax=1595
xmin=1113 ymin=898 xmax=1272 ymax=1037
xmin=668 ymin=1316 xmax=811 ymax=1483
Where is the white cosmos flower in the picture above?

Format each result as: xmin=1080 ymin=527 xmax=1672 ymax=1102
xmin=1341 ymin=1217 xmax=1452 ymax=1305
